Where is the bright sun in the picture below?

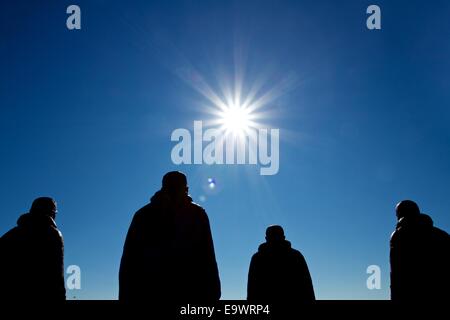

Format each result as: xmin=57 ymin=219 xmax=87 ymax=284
xmin=220 ymin=105 xmax=251 ymax=135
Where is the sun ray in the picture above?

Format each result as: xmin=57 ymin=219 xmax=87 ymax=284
xmin=175 ymin=53 xmax=299 ymax=143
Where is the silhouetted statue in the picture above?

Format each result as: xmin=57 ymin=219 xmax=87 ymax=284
xmin=119 ymin=171 xmax=221 ymax=302
xmin=0 ymin=197 xmax=66 ymax=301
xmin=247 ymin=225 xmax=315 ymax=302
xmin=390 ymin=200 xmax=450 ymax=301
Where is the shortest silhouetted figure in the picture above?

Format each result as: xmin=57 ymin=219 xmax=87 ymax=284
xmin=0 ymin=197 xmax=66 ymax=301
xmin=390 ymin=200 xmax=450 ymax=302
xmin=247 ymin=225 xmax=315 ymax=302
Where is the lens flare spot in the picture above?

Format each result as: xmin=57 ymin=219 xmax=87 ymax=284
xmin=207 ymin=178 xmax=216 ymax=189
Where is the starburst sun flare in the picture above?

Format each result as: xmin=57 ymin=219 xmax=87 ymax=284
xmin=218 ymin=104 xmax=252 ymax=136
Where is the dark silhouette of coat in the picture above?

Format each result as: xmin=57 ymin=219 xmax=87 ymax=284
xmin=0 ymin=213 xmax=66 ymax=301
xmin=119 ymin=191 xmax=221 ymax=302
xmin=247 ymin=240 xmax=315 ymax=302
xmin=390 ymin=213 xmax=450 ymax=301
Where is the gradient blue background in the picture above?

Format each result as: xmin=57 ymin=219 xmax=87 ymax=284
xmin=1 ymin=0 xmax=449 ymax=299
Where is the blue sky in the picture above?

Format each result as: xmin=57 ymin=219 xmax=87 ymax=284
xmin=1 ymin=0 xmax=449 ymax=299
